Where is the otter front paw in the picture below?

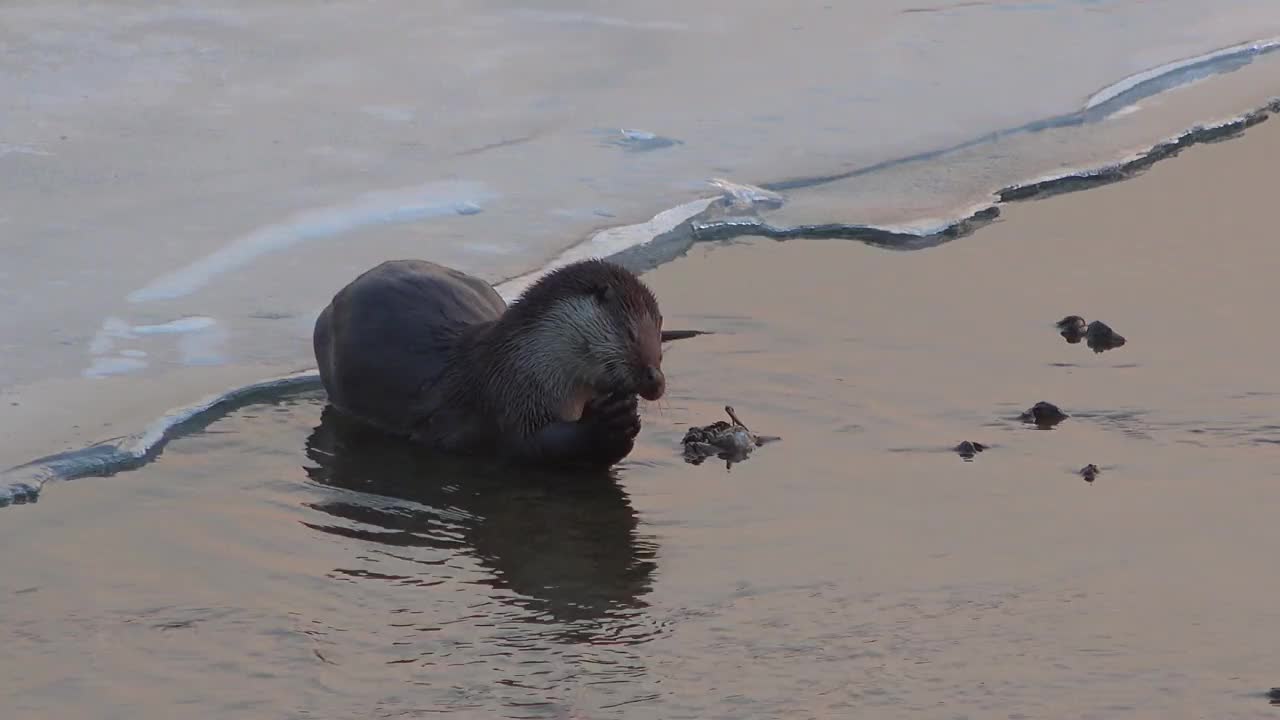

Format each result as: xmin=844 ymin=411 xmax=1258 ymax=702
xmin=580 ymin=391 xmax=640 ymax=463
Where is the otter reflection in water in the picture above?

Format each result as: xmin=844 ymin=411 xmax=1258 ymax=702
xmin=301 ymin=406 xmax=658 ymax=634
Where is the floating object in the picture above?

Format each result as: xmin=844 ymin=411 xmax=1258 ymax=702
xmin=1084 ymin=320 xmax=1126 ymax=353
xmin=1056 ymin=315 xmax=1087 ymax=344
xmin=1054 ymin=315 xmax=1126 ymax=352
xmin=954 ymin=440 xmax=988 ymax=460
xmin=1019 ymin=401 xmax=1068 ymax=428
xmin=1079 ymin=464 xmax=1100 ymax=482
xmin=682 ymin=405 xmax=779 ymax=467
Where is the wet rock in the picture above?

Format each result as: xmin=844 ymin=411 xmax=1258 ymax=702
xmin=1079 ymin=464 xmax=1100 ymax=483
xmin=954 ymin=441 xmax=988 ymax=460
xmin=1085 ymin=320 xmax=1126 ymax=353
xmin=1056 ymin=315 xmax=1087 ymax=344
xmin=682 ymin=405 xmax=779 ymax=468
xmin=1019 ymin=401 xmax=1068 ymax=428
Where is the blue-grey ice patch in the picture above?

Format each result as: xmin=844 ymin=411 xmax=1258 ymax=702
xmin=0 ymin=143 xmax=51 ymax=158
xmin=600 ymin=128 xmax=683 ymax=152
xmin=89 ymin=316 xmax=134 ymax=355
xmin=126 ymin=180 xmax=495 ymax=303
xmin=83 ymin=356 xmax=148 ymax=378
xmin=360 ymin=105 xmax=415 ymax=123
xmin=133 ymin=316 xmax=218 ymax=335
xmin=84 ymin=315 xmax=225 ymax=377
xmin=177 ymin=323 xmax=230 ymax=366
xmin=507 ymin=9 xmax=690 ymax=32
xmin=549 ymin=208 xmax=617 ymax=220
xmin=1084 ymin=35 xmax=1280 ymax=119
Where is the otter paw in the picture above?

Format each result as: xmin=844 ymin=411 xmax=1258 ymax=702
xmin=580 ymin=392 xmax=641 ymax=460
xmin=582 ymin=392 xmax=640 ymax=436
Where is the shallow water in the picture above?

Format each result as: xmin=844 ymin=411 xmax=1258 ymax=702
xmin=8 ymin=113 xmax=1280 ymax=716
xmin=7 ymin=3 xmax=1280 ymax=717
xmin=6 ymin=1 xmax=1280 ymax=466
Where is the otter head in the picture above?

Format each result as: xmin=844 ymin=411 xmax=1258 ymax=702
xmin=581 ymin=263 xmax=665 ymax=402
xmin=512 ymin=259 xmax=666 ymax=403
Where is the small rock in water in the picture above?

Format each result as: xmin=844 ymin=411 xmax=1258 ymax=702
xmin=1056 ymin=315 xmax=1087 ymax=344
xmin=1079 ymin=464 xmax=1100 ymax=482
xmin=682 ymin=405 xmax=779 ymax=468
xmin=1085 ymin=320 xmax=1126 ymax=353
xmin=1019 ymin=401 xmax=1068 ymax=428
xmin=1267 ymin=687 xmax=1280 ymax=705
xmin=954 ymin=440 xmax=988 ymax=460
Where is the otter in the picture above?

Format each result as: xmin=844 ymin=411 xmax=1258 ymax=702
xmin=313 ymin=258 xmax=671 ymax=469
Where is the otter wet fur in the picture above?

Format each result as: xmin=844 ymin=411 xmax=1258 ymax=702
xmin=313 ymin=258 xmax=683 ymax=469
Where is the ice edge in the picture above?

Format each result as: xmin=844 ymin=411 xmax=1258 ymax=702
xmin=4 ymin=97 xmax=1279 ymax=507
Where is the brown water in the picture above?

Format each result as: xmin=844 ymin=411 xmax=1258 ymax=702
xmin=5 ymin=118 xmax=1280 ymax=718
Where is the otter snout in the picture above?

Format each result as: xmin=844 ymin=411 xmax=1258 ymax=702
xmin=637 ymin=366 xmax=665 ymax=401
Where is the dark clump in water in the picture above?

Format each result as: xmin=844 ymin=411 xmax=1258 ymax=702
xmin=1054 ymin=315 xmax=1126 ymax=352
xmin=1085 ymin=320 xmax=1127 ymax=353
xmin=1057 ymin=315 xmax=1088 ymax=343
xmin=1079 ymin=463 xmax=1100 ymax=483
xmin=954 ymin=440 xmax=988 ymax=461
xmin=303 ymin=406 xmax=658 ymax=633
xmin=1019 ymin=401 xmax=1069 ymax=429
xmin=681 ymin=405 xmax=779 ymax=468
xmin=1267 ymin=687 xmax=1280 ymax=705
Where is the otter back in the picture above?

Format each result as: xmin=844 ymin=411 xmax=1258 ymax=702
xmin=313 ymin=259 xmax=506 ymax=435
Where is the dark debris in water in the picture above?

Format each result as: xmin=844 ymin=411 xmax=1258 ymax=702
xmin=1019 ymin=401 xmax=1069 ymax=429
xmin=954 ymin=441 xmax=988 ymax=461
xmin=1267 ymin=687 xmax=1280 ymax=705
xmin=1055 ymin=315 xmax=1126 ymax=353
xmin=1079 ymin=464 xmax=1100 ymax=483
xmin=1085 ymin=321 xmax=1126 ymax=353
xmin=682 ymin=405 xmax=779 ymax=469
xmin=1057 ymin=315 xmax=1087 ymax=343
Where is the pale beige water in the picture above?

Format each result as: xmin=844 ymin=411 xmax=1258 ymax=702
xmin=4 ymin=112 xmax=1280 ymax=719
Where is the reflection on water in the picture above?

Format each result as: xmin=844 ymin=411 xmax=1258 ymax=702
xmin=301 ymin=405 xmax=660 ymax=645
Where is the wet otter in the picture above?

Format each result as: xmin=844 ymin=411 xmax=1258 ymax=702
xmin=313 ymin=258 xmax=669 ymax=468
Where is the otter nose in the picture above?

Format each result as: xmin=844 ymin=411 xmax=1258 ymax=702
xmin=638 ymin=366 xmax=665 ymax=401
